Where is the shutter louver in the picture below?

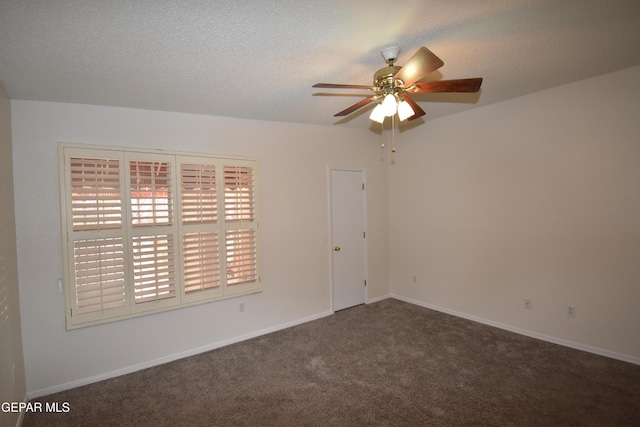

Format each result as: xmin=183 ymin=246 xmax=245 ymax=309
xmin=224 ymin=166 xmax=255 ymax=222
xmin=181 ymin=163 xmax=217 ymax=224
xmin=132 ymin=235 xmax=176 ymax=303
xmin=70 ymin=157 xmax=121 ymax=231
xmin=183 ymin=232 xmax=220 ymax=293
xmin=226 ymin=229 xmax=257 ymax=285
xmin=73 ymin=238 xmax=126 ymax=314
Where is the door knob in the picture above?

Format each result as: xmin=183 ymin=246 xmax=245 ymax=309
xmin=334 ymin=246 xmax=341 ymax=251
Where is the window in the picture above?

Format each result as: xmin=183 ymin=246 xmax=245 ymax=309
xmin=59 ymin=144 xmax=260 ymax=329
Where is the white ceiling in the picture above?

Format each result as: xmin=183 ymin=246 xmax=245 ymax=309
xmin=1 ymin=0 xmax=639 ymax=130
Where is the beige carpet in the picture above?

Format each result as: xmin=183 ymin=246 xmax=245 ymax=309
xmin=24 ymin=299 xmax=640 ymax=426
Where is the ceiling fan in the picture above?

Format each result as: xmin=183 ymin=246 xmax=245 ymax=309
xmin=313 ymin=46 xmax=483 ymax=123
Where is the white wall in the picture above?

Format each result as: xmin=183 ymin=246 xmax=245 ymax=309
xmin=0 ymin=84 xmax=27 ymax=427
xmin=11 ymin=102 xmax=390 ymax=396
xmin=389 ymin=66 xmax=640 ymax=362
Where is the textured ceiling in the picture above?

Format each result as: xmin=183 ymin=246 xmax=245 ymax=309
xmin=1 ymin=0 xmax=639 ymax=130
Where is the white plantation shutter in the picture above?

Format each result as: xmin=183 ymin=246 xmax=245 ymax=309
xmin=62 ymin=148 xmax=130 ymax=326
xmin=224 ymin=165 xmax=255 ymax=222
xmin=130 ymin=160 xmax=173 ymax=226
xmin=128 ymin=154 xmax=179 ymax=313
xmin=225 ymin=229 xmax=257 ymax=285
xmin=132 ymin=235 xmax=176 ymax=303
xmin=60 ymin=144 xmax=260 ymax=329
xmin=70 ymin=157 xmax=122 ymax=231
xmin=73 ymin=238 xmax=126 ymax=314
xmin=178 ymin=158 xmax=223 ymax=302
xmin=181 ymin=163 xmax=217 ymax=224
xmin=222 ymin=162 xmax=259 ymax=293
xmin=183 ymin=232 xmax=220 ymax=293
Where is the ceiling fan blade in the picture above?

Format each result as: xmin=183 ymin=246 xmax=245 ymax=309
xmin=394 ymin=47 xmax=444 ymax=88
xmin=334 ymin=96 xmax=377 ymax=116
xmin=410 ymin=78 xmax=483 ymax=93
xmin=399 ymin=93 xmax=425 ymax=121
xmin=313 ymin=83 xmax=376 ymax=90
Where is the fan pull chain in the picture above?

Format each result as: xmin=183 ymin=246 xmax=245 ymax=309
xmin=391 ymin=115 xmax=396 ymax=153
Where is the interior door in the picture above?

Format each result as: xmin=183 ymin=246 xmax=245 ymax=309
xmin=330 ymin=169 xmax=366 ymax=311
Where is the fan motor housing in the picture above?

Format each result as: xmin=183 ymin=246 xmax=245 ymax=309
xmin=374 ymin=65 xmax=402 ymax=89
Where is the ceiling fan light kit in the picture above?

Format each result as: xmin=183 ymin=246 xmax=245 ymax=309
xmin=397 ymin=99 xmax=415 ymax=121
xmin=381 ymin=93 xmax=398 ymax=116
xmin=369 ymin=104 xmax=385 ymax=123
xmin=312 ymin=45 xmax=483 ymax=150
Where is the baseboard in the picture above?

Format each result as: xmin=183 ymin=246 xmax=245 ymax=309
xmin=27 ymin=310 xmax=334 ymax=399
xmin=391 ymin=294 xmax=640 ymax=366
xmin=367 ymin=293 xmax=391 ymax=304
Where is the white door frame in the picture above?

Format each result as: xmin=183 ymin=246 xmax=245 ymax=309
xmin=327 ymin=167 xmax=368 ymax=312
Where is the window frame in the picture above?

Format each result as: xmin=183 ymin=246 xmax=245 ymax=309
xmin=59 ymin=143 xmax=261 ymax=329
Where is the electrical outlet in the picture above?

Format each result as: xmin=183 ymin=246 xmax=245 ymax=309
xmin=567 ymin=306 xmax=575 ymax=317
xmin=239 ymin=302 xmax=245 ymax=313
xmin=412 ymin=275 xmax=417 ymax=284
xmin=524 ymin=299 xmax=532 ymax=309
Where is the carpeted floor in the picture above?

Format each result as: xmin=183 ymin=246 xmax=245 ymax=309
xmin=23 ymin=299 xmax=640 ymax=426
